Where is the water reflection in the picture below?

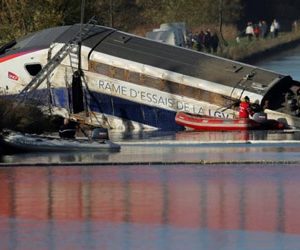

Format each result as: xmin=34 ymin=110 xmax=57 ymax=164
xmin=1 ymin=151 xmax=116 ymax=164
xmin=175 ymin=130 xmax=268 ymax=141
xmin=110 ymin=129 xmax=300 ymax=142
xmin=0 ymin=165 xmax=300 ymax=249
xmin=2 ymin=130 xmax=300 ymax=165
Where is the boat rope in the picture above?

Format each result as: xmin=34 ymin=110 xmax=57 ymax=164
xmin=230 ymin=70 xmax=255 ymax=99
xmin=220 ymin=69 xmax=257 ymax=111
xmin=78 ymin=123 xmax=91 ymax=140
xmin=219 ymin=85 xmax=249 ymax=113
xmin=87 ymin=29 xmax=117 ymax=60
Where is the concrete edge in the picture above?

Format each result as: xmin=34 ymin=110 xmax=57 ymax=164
xmin=0 ymin=160 xmax=299 ymax=167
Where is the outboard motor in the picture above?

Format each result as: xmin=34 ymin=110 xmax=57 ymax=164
xmin=252 ymin=112 xmax=268 ymax=123
xmin=289 ymin=98 xmax=298 ymax=113
xmin=251 ymin=101 xmax=268 ymax=123
xmin=91 ymin=127 xmax=109 ymax=140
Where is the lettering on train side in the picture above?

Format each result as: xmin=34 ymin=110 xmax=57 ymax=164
xmin=98 ymin=80 xmax=127 ymax=95
xmin=97 ymin=79 xmax=231 ymax=117
xmin=209 ymin=109 xmax=230 ymax=118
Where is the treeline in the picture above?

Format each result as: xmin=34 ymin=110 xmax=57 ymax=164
xmin=243 ymin=0 xmax=300 ymax=24
xmin=0 ymin=0 xmax=299 ymax=43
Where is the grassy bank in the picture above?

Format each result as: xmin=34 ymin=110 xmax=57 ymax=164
xmin=134 ymin=23 xmax=300 ymax=63
xmin=218 ymin=30 xmax=300 ymax=62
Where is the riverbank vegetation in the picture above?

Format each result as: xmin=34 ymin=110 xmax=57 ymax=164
xmin=0 ymin=99 xmax=61 ymax=133
xmin=1 ymin=0 xmax=300 ymax=43
xmin=219 ymin=29 xmax=300 ymax=61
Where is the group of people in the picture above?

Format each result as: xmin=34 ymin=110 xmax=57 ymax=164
xmin=244 ymin=19 xmax=280 ymax=41
xmin=186 ymin=29 xmax=219 ymax=53
xmin=186 ymin=19 xmax=282 ymax=52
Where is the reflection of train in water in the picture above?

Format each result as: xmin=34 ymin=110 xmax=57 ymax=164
xmin=1 ymin=20 xmax=300 ymax=131
xmin=1 ymin=166 xmax=300 ymax=241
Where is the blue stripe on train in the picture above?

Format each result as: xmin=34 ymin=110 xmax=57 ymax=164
xmin=51 ymin=88 xmax=184 ymax=131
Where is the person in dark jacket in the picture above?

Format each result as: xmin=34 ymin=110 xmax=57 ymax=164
xmin=59 ymin=118 xmax=77 ymax=139
xmin=210 ymin=32 xmax=219 ymax=53
xmin=204 ymin=29 xmax=211 ymax=53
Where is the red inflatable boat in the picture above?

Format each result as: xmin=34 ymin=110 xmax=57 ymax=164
xmin=175 ymin=112 xmax=287 ymax=131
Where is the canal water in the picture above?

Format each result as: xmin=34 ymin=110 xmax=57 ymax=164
xmin=255 ymin=44 xmax=300 ymax=81
xmin=1 ymin=164 xmax=300 ymax=250
xmin=2 ymin=45 xmax=300 ymax=249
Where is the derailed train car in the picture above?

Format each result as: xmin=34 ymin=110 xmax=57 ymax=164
xmin=0 ymin=23 xmax=300 ymax=131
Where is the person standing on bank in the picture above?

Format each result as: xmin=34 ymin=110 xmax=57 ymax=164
xmin=210 ymin=32 xmax=219 ymax=53
xmin=273 ymin=19 xmax=280 ymax=37
xmin=245 ymin=22 xmax=254 ymax=41
xmin=239 ymin=96 xmax=253 ymax=119
xmin=204 ymin=29 xmax=212 ymax=53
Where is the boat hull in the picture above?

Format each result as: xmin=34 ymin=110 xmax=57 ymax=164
xmin=0 ymin=131 xmax=121 ymax=154
xmin=175 ymin=112 xmax=286 ymax=131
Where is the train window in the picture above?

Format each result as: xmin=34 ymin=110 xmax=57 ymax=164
xmin=91 ymin=62 xmax=110 ymax=76
xmin=143 ymin=75 xmax=161 ymax=89
xmin=25 ymin=64 xmax=42 ymax=76
xmin=128 ymin=71 xmax=140 ymax=84
xmin=114 ymin=67 xmax=124 ymax=80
